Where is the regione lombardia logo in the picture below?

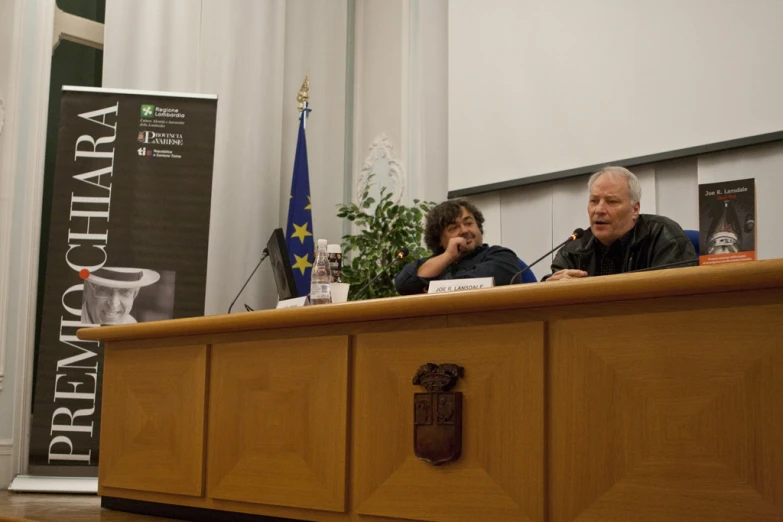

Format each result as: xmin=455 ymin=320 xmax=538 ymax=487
xmin=140 ymin=104 xmax=155 ymax=118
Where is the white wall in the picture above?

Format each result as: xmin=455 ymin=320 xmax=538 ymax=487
xmin=408 ymin=0 xmax=448 ymax=205
xmin=655 ymin=157 xmax=699 ymax=231
xmin=448 ymin=0 xmax=783 ymax=193
xmin=499 ymin=181 xmax=553 ymax=278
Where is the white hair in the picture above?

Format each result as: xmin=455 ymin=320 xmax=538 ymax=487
xmin=587 ymin=166 xmax=642 ymax=205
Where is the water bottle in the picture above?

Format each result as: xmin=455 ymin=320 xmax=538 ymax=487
xmin=310 ymin=239 xmax=332 ymax=305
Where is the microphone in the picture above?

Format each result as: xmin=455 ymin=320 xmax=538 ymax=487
xmin=628 ymin=258 xmax=699 ymax=273
xmin=511 ymin=228 xmax=585 ymax=285
xmin=227 ymin=248 xmax=270 ymax=314
xmin=353 ymin=247 xmax=410 ymax=300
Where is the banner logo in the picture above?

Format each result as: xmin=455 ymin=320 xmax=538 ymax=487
xmin=140 ymin=104 xmax=155 ymax=118
xmin=137 ymin=131 xmax=184 ymax=146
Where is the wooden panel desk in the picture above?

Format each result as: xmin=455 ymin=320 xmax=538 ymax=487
xmin=78 ymin=260 xmax=783 ymax=522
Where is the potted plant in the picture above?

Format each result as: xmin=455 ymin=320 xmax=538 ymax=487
xmin=337 ymin=180 xmax=434 ymax=300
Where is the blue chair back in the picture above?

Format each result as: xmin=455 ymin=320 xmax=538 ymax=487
xmin=684 ymin=230 xmax=700 ymax=256
xmin=517 ymin=259 xmax=538 ymax=284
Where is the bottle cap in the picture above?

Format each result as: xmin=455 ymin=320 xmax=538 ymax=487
xmin=327 ymin=244 xmax=342 ymax=253
xmin=318 ymin=239 xmax=328 ymax=247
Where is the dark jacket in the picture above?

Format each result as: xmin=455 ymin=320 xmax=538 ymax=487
xmin=549 ymin=214 xmax=697 ymax=277
xmin=395 ymin=244 xmax=520 ymax=295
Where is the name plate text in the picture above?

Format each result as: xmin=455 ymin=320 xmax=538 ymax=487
xmin=428 ymin=277 xmax=494 ymax=294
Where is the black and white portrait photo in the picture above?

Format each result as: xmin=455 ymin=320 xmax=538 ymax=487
xmin=81 ymin=267 xmax=176 ymax=325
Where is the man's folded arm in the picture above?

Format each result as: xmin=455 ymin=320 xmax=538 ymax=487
xmin=394 ymin=259 xmax=431 ymax=295
xmin=442 ymin=247 xmax=520 ymax=286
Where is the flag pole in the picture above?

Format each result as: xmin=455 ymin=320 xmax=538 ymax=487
xmin=297 ymin=74 xmax=310 ymax=129
xmin=286 ymin=74 xmax=315 ymax=298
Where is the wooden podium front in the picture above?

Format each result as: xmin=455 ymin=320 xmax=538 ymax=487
xmin=78 ymin=260 xmax=783 ymax=522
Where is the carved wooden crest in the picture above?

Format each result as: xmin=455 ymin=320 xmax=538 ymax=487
xmin=412 ymin=363 xmax=464 ymax=466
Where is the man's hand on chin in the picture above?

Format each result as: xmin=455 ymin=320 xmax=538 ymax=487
xmin=416 ymin=237 xmax=468 ymax=279
xmin=546 ymin=269 xmax=588 ymax=282
xmin=444 ymin=236 xmax=468 ymax=263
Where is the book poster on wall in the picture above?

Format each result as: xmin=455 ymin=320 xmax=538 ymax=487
xmin=28 ymin=87 xmax=217 ymax=476
xmin=698 ymin=178 xmax=756 ymax=266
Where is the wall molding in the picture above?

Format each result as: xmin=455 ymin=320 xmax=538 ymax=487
xmin=5 ymin=0 xmax=57 ymax=480
xmin=53 ymin=7 xmax=104 ymax=50
xmin=0 ymin=5 xmax=20 ymax=394
xmin=0 ymin=439 xmax=12 ymax=488
xmin=355 ymin=133 xmax=406 ymax=205
xmin=448 ymin=131 xmax=783 ymax=198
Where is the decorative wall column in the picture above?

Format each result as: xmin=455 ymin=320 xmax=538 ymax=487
xmin=0 ymin=0 xmax=56 ymax=487
xmin=352 ymin=0 xmax=448 ymax=209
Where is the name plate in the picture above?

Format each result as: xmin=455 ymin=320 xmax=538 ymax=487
xmin=276 ymin=296 xmax=309 ymax=309
xmin=428 ymin=277 xmax=494 ymax=294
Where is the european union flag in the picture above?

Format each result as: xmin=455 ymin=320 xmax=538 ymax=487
xmin=285 ymin=105 xmax=314 ymax=297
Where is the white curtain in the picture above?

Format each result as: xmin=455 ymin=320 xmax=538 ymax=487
xmin=104 ymin=0 xmax=348 ymax=314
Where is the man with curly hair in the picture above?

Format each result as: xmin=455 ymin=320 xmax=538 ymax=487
xmin=394 ymin=199 xmax=520 ymax=295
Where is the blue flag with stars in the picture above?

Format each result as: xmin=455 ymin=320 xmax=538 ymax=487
xmin=286 ymin=106 xmax=314 ymax=297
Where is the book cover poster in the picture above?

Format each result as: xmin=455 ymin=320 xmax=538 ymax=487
xmin=28 ymin=87 xmax=217 ymax=476
xmin=698 ymin=178 xmax=756 ymax=265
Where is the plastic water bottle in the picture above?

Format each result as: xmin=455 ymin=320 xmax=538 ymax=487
xmin=310 ymin=239 xmax=332 ymax=305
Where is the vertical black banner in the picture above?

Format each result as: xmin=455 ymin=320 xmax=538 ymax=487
xmin=29 ymin=87 xmax=217 ymax=475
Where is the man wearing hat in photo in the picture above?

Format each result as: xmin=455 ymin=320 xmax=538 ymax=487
xmin=81 ymin=267 xmax=160 ymax=325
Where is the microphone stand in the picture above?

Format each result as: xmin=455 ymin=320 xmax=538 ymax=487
xmin=511 ymin=235 xmax=578 ymax=285
xmin=227 ymin=248 xmax=270 ymax=314
xmin=353 ymin=252 xmax=408 ymax=301
xmin=629 ymin=258 xmax=699 ymax=273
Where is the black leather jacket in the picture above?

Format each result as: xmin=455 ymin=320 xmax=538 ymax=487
xmin=549 ymin=214 xmax=697 ymax=277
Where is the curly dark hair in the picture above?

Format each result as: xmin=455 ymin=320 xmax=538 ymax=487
xmin=424 ymin=199 xmax=485 ymax=254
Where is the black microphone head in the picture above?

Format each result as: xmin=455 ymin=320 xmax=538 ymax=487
xmin=571 ymin=228 xmax=585 ymax=240
xmin=398 ymin=247 xmax=410 ymax=258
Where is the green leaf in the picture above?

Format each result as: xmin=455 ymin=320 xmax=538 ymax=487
xmin=337 ymin=180 xmax=432 ymax=300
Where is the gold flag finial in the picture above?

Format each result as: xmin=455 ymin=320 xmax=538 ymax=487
xmin=297 ymin=74 xmax=310 ymax=112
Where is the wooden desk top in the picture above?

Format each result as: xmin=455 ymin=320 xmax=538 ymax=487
xmin=77 ymin=259 xmax=783 ymax=342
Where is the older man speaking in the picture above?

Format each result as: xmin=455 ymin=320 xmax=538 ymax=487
xmin=546 ymin=166 xmax=697 ymax=281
